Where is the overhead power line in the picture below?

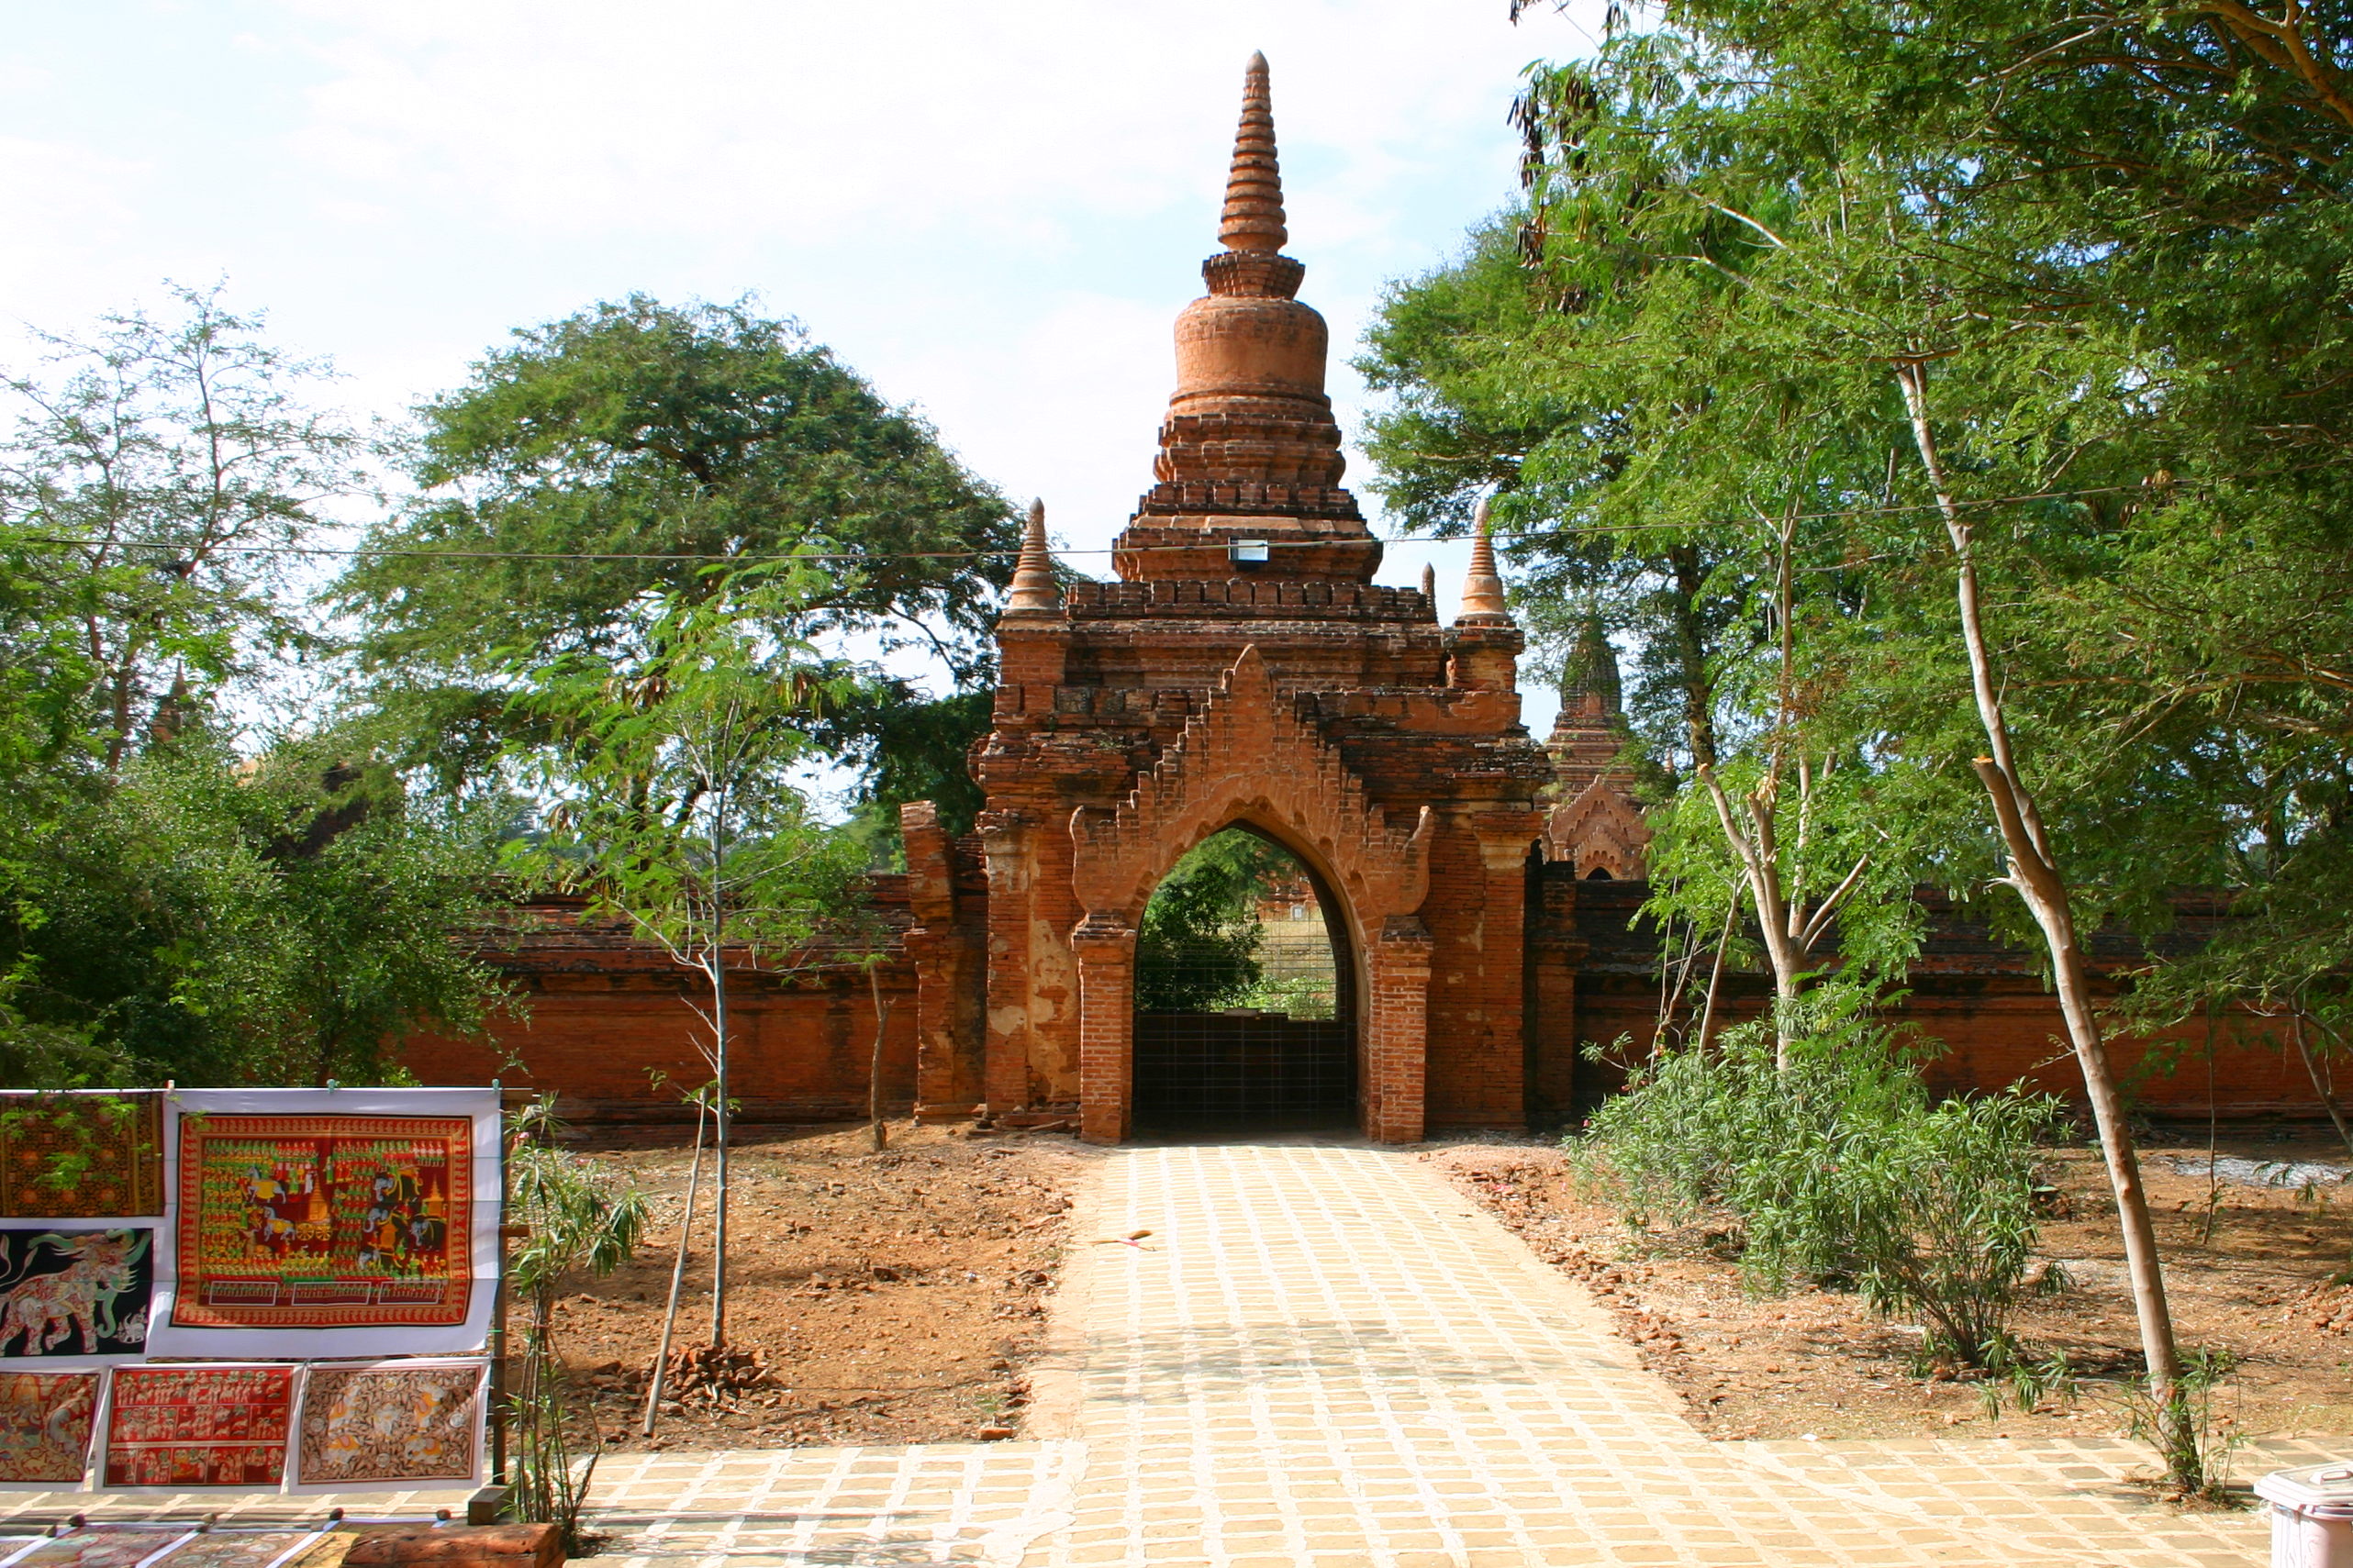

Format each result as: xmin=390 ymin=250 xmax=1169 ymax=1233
xmin=12 ymin=483 xmax=2170 ymax=567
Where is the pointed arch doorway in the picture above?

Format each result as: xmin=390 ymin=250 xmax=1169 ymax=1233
xmin=1131 ymin=824 xmax=1357 ymax=1130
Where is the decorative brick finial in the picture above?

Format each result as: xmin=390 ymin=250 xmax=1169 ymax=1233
xmin=1220 ymin=52 xmax=1287 ymax=255
xmin=1005 ymin=499 xmax=1059 ymax=617
xmin=1456 ymin=497 xmax=1511 ymax=623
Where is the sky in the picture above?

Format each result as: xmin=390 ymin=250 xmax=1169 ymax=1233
xmin=3 ymin=0 xmax=1602 ymax=736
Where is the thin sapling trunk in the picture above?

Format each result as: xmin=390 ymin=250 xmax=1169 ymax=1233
xmin=1898 ymin=361 xmax=2192 ymax=1483
xmin=868 ymin=964 xmax=892 ymax=1153
xmin=708 ymin=799 xmax=733 ymax=1351
xmin=641 ymin=1091 xmax=708 ymax=1436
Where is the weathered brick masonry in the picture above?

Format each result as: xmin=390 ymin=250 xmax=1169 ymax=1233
xmin=398 ymin=891 xmax=920 ymax=1126
xmin=396 ymin=55 xmax=2320 ymax=1133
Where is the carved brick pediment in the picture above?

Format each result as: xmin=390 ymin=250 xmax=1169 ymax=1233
xmin=1546 ymin=776 xmax=1651 ymax=880
xmin=1069 ymin=645 xmax=1432 ymax=929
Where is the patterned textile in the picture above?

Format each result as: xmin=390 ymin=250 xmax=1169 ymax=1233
xmin=172 ymin=1116 xmax=473 ymax=1329
xmin=10 ymin=1531 xmax=189 ymax=1568
xmin=0 ymin=1096 xmax=164 ymax=1219
xmin=0 ymin=1229 xmax=152 ymax=1360
xmin=103 ymin=1364 xmax=295 ymax=1488
xmin=296 ymin=1362 xmax=483 ymax=1487
xmin=163 ymin=1534 xmax=333 ymax=1568
xmin=0 ymin=1370 xmax=100 ymax=1484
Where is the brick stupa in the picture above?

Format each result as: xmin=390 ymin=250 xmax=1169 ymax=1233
xmin=1111 ymin=52 xmax=1379 ymax=583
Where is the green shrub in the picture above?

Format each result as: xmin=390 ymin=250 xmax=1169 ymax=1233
xmin=1575 ymin=994 xmax=2062 ymax=1370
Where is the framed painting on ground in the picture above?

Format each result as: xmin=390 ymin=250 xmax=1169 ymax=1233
xmin=151 ymin=1089 xmax=499 ymax=1358
xmin=6 ymin=1530 xmax=195 ymax=1568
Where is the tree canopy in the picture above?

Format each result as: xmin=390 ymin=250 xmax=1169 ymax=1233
xmin=335 ymin=295 xmax=1020 ymax=829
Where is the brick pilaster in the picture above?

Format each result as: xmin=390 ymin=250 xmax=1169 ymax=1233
xmin=1365 ymin=915 xmax=1433 ymax=1142
xmin=1072 ymin=917 xmax=1140 ymax=1145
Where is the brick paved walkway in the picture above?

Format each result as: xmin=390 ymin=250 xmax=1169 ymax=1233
xmin=4 ymin=1140 xmax=2331 ymax=1566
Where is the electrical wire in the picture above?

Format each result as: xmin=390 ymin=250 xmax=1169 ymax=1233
xmin=13 ymin=483 xmax=2162 ymax=569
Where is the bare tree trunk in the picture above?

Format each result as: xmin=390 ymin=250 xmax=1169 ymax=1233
xmin=867 ymin=964 xmax=893 ymax=1153
xmin=1693 ymin=899 xmax=1735 ymax=1051
xmin=641 ymin=1093 xmax=708 ymax=1436
xmin=1697 ymin=765 xmax=1812 ymax=1067
xmin=1897 ymin=361 xmax=2190 ymax=1479
xmin=708 ymin=821 xmax=732 ymax=1349
xmin=2290 ymin=1001 xmax=2353 ymax=1161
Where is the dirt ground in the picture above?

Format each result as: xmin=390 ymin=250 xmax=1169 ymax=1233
xmin=548 ymin=1121 xmax=1098 ymax=1451
xmin=1432 ymin=1128 xmax=2353 ymax=1444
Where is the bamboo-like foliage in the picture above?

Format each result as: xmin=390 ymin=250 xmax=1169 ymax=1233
xmin=503 ymin=1100 xmax=648 ymax=1549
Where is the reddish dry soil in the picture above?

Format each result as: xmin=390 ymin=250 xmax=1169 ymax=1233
xmin=548 ymin=1122 xmax=1097 ymax=1451
xmin=1431 ymin=1131 xmax=2353 ymax=1442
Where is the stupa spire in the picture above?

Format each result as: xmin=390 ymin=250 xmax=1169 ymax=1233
xmin=1455 ymin=498 xmax=1511 ymax=623
xmin=1004 ymin=499 xmax=1059 ymax=617
xmin=1109 ymin=52 xmax=1379 ymax=583
xmin=1219 ymin=51 xmax=1288 ymax=254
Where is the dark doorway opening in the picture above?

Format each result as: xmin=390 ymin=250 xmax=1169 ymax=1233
xmin=1132 ymin=827 xmax=1355 ymax=1129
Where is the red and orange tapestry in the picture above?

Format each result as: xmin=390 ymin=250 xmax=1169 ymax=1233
xmin=295 ymin=1361 xmax=484 ymax=1488
xmin=172 ymin=1116 xmax=473 ymax=1330
xmin=103 ymin=1364 xmax=294 ymax=1489
xmin=0 ymin=1370 xmax=100 ymax=1485
xmin=0 ymin=1095 xmax=164 ymax=1219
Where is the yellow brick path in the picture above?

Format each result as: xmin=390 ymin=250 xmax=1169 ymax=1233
xmin=5 ymin=1140 xmax=2334 ymax=1567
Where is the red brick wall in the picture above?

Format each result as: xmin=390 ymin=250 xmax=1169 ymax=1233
xmin=400 ymin=972 xmax=920 ymax=1125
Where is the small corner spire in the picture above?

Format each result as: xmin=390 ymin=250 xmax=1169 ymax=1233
xmin=1005 ymin=498 xmax=1060 ymax=617
xmin=1561 ymin=609 xmax=1623 ymax=717
xmin=1220 ymin=51 xmax=1288 ymax=254
xmin=1456 ymin=497 xmax=1511 ymax=623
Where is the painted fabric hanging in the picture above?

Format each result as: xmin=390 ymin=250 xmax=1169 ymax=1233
xmin=293 ymin=1359 xmax=485 ymax=1490
xmin=0 ymin=1095 xmax=164 ymax=1220
xmin=103 ymin=1364 xmax=295 ymax=1489
xmin=170 ymin=1116 xmax=473 ymax=1329
xmin=152 ymin=1088 xmax=500 ymax=1358
xmin=0 ymin=1229 xmax=153 ymax=1362
xmin=0 ymin=1370 xmax=100 ymax=1485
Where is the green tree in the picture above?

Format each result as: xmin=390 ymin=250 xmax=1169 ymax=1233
xmin=506 ymin=570 xmax=870 ymax=1346
xmin=0 ymin=284 xmax=365 ymax=777
xmin=1373 ymin=0 xmax=2353 ymax=1491
xmin=336 ymin=295 xmax=1020 ymax=831
xmin=1 ymin=725 xmax=509 ymax=1088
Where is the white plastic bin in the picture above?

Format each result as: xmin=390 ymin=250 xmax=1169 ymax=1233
xmin=2258 ymin=1462 xmax=2353 ymax=1568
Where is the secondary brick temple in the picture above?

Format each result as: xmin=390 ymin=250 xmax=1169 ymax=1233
xmin=903 ymin=54 xmax=1557 ymax=1143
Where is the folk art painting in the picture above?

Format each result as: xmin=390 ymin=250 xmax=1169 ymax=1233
xmin=295 ymin=1360 xmax=485 ymax=1488
xmin=0 ymin=1371 xmax=101 ymax=1485
xmin=8 ymin=1531 xmax=191 ymax=1568
xmin=161 ymin=1533 xmax=336 ymax=1568
xmin=103 ymin=1363 xmax=295 ymax=1489
xmin=0 ymin=1096 xmax=164 ymax=1220
xmin=4 ymin=1533 xmax=330 ymax=1568
xmin=171 ymin=1116 xmax=474 ymax=1330
xmin=0 ymin=1229 xmax=153 ymax=1361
